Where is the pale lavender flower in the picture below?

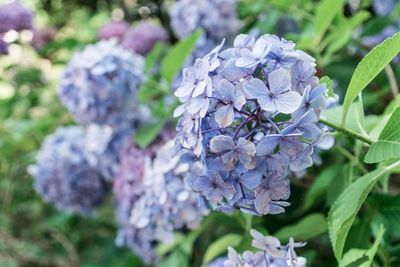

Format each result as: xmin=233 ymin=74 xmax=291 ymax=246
xmin=28 ymin=126 xmax=108 ymax=215
xmin=58 ymin=40 xmax=144 ymax=128
xmin=0 ymin=38 xmax=8 ymax=55
xmin=122 ymin=21 xmax=168 ymax=55
xmin=174 ymin=34 xmax=332 ymax=215
xmin=220 ymin=229 xmax=306 ymax=267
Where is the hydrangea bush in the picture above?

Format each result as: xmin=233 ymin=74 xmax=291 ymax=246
xmin=114 ymin=139 xmax=208 ymax=263
xmin=58 ymin=39 xmax=144 ymax=128
xmin=98 ymin=20 xmax=130 ymax=41
xmin=174 ymin=34 xmax=332 ymax=215
xmin=29 ymin=126 xmax=108 ymax=215
xmin=210 ymin=229 xmax=306 ymax=267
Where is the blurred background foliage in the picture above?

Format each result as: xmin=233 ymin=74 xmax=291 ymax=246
xmin=1 ymin=0 xmax=400 ymax=266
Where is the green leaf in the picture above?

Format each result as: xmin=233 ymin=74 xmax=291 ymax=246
xmin=134 ymin=119 xmax=166 ymax=149
xmin=364 ymin=140 xmax=400 ymax=163
xmin=275 ymin=213 xmax=327 ymax=241
xmin=315 ymin=0 xmax=345 ymax=43
xmin=145 ymin=43 xmax=166 ymax=73
xmin=160 ymin=30 xmax=202 ymax=85
xmin=328 ymin=168 xmax=386 ymax=260
xmin=320 ymin=76 xmax=335 ymax=97
xmin=303 ymin=165 xmax=341 ymax=210
xmin=339 ymin=224 xmax=385 ymax=267
xmin=342 ymin=32 xmax=400 ymax=124
xmin=364 ymin=107 xmax=400 ymax=163
xmin=378 ymin=107 xmax=400 ymax=140
xmin=159 ymin=248 xmax=189 ymax=267
xmin=202 ymin=234 xmax=242 ymax=264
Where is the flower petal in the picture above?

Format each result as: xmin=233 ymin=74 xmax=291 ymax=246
xmin=210 ymin=135 xmax=235 ymax=153
xmin=275 ymin=91 xmax=301 ymax=114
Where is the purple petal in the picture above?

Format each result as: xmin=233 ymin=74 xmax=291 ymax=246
xmin=256 ymin=135 xmax=280 ymax=156
xmin=275 ymin=91 xmax=301 ymax=114
xmin=215 ymin=105 xmax=235 ymax=128
xmin=268 ymin=68 xmax=291 ymax=94
xmin=254 ymin=189 xmax=270 ymax=215
xmin=243 ymin=78 xmax=268 ymax=99
xmin=210 ymin=135 xmax=235 ymax=153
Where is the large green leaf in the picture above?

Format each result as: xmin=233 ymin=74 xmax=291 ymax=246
xmin=339 ymin=224 xmax=385 ymax=267
xmin=342 ymin=32 xmax=400 ymax=124
xmin=275 ymin=213 xmax=327 ymax=241
xmin=364 ymin=107 xmax=400 ymax=163
xmin=314 ymin=0 xmax=345 ymax=43
xmin=328 ymin=168 xmax=387 ymax=261
xmin=160 ymin=30 xmax=202 ymax=85
xmin=202 ymin=234 xmax=242 ymax=264
xmin=303 ymin=165 xmax=341 ymax=210
xmin=364 ymin=140 xmax=400 ymax=163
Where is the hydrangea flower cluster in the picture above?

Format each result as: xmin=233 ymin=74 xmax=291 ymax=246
xmin=58 ymin=39 xmax=144 ymax=128
xmin=210 ymin=229 xmax=306 ymax=267
xmin=372 ymin=0 xmax=396 ymax=16
xmin=0 ymin=1 xmax=33 ymax=34
xmin=0 ymin=38 xmax=8 ymax=55
xmin=114 ymin=140 xmax=208 ymax=263
xmin=84 ymin=124 xmax=134 ymax=182
xmin=29 ymin=126 xmax=108 ymax=215
xmin=122 ymin=21 xmax=168 ymax=56
xmin=98 ymin=20 xmax=130 ymax=41
xmin=174 ymin=34 xmax=332 ymax=215
xmin=169 ymin=0 xmax=241 ymax=42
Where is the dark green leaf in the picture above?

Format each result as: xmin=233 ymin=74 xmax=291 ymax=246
xmin=275 ymin=213 xmax=327 ymax=241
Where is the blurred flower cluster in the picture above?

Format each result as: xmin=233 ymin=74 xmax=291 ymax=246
xmin=174 ymin=34 xmax=333 ymax=215
xmin=58 ymin=39 xmax=145 ymax=128
xmin=0 ymin=1 xmax=33 ymax=54
xmin=29 ymin=126 xmax=108 ymax=215
xmin=114 ymin=139 xmax=208 ymax=263
xmin=209 ymin=229 xmax=306 ymax=267
xmin=99 ymin=20 xmax=168 ymax=56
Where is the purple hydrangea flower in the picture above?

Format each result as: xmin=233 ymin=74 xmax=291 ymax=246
xmin=122 ymin=21 xmax=168 ymax=56
xmin=98 ymin=20 xmax=130 ymax=41
xmin=84 ymin=124 xmax=134 ymax=182
xmin=31 ymin=27 xmax=57 ymax=50
xmin=0 ymin=1 xmax=33 ymax=33
xmin=0 ymin=38 xmax=8 ymax=55
xmin=220 ymin=229 xmax=307 ymax=267
xmin=28 ymin=126 xmax=108 ymax=215
xmin=174 ymin=34 xmax=335 ymax=215
xmin=58 ymin=40 xmax=145 ymax=128
xmin=114 ymin=140 xmax=208 ymax=264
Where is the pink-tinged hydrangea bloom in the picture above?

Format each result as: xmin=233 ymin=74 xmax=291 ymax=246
xmin=175 ymin=34 xmax=335 ymax=215
xmin=28 ymin=126 xmax=108 ymax=215
xmin=122 ymin=21 xmax=168 ymax=55
xmin=98 ymin=20 xmax=130 ymax=41
xmin=114 ymin=140 xmax=208 ymax=264
xmin=0 ymin=1 xmax=33 ymax=33
xmin=31 ymin=27 xmax=57 ymax=50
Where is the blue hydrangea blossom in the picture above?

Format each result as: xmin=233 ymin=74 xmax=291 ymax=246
xmin=114 ymin=140 xmax=208 ymax=263
xmin=29 ymin=126 xmax=108 ymax=215
xmin=174 ymin=34 xmax=334 ymax=215
xmin=58 ymin=40 xmax=144 ymax=128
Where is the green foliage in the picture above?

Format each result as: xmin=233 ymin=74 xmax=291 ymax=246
xmin=160 ymin=30 xmax=202 ymax=85
xmin=202 ymin=234 xmax=242 ymax=264
xmin=314 ymin=0 xmax=345 ymax=44
xmin=342 ymin=32 xmax=400 ymax=124
xmin=274 ymin=213 xmax=327 ymax=241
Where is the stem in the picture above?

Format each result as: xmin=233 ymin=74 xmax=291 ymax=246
xmin=319 ymin=118 xmax=374 ymax=145
xmin=384 ymin=64 xmax=399 ymax=98
xmin=334 ymin=146 xmax=368 ymax=174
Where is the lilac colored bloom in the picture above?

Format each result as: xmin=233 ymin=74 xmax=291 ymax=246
xmin=31 ymin=27 xmax=57 ymax=50
xmin=28 ymin=126 xmax=107 ymax=215
xmin=221 ymin=229 xmax=306 ymax=267
xmin=0 ymin=38 xmax=8 ymax=55
xmin=122 ymin=21 xmax=168 ymax=56
xmin=115 ymin=140 xmax=208 ymax=264
xmin=0 ymin=1 xmax=33 ymax=33
xmin=98 ymin=20 xmax=130 ymax=41
xmin=84 ymin=124 xmax=133 ymax=182
xmin=58 ymin=40 xmax=145 ymax=128
xmin=174 ymin=34 xmax=335 ymax=215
